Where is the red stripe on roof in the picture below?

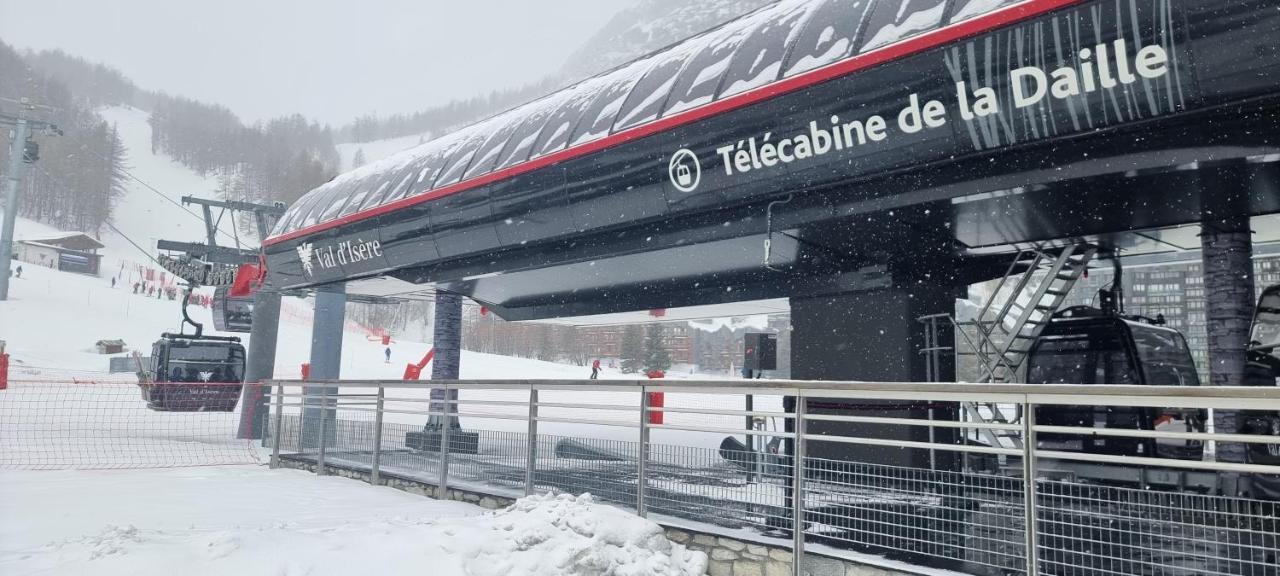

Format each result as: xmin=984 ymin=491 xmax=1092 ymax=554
xmin=264 ymin=0 xmax=1084 ymax=247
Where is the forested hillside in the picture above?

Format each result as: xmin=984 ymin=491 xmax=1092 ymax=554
xmin=0 ymin=42 xmax=127 ymax=236
xmin=147 ymin=94 xmax=338 ymax=207
xmin=1 ymin=40 xmax=340 ymax=237
xmin=3 ymin=0 xmax=767 ymax=237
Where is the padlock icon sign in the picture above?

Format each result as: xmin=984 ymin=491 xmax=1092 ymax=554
xmin=676 ymin=163 xmax=692 ymax=187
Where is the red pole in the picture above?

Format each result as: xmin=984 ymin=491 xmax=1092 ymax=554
xmin=0 ymin=351 xmax=8 ymax=391
xmin=647 ymin=392 xmax=664 ymax=424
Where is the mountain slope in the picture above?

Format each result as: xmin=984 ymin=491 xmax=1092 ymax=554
xmin=96 ymin=106 xmax=248 ymax=264
xmin=560 ymin=0 xmax=773 ymax=80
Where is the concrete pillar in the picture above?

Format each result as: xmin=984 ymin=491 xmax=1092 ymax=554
xmin=1200 ymin=165 xmax=1256 ymax=465
xmin=237 ymin=289 xmax=282 ymax=440
xmin=302 ymin=285 xmax=345 ymax=448
xmin=428 ymin=291 xmax=462 ymax=429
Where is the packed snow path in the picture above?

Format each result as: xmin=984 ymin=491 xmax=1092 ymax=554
xmin=0 ymin=466 xmax=708 ymax=576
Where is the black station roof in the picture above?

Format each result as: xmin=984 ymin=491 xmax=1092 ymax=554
xmin=268 ymin=0 xmax=1026 ymax=240
xmin=260 ymin=0 xmax=1280 ymax=319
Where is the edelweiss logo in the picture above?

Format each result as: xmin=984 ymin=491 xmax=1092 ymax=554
xmin=296 ymin=242 xmax=315 ymax=276
xmin=198 ymin=371 xmax=214 ymax=383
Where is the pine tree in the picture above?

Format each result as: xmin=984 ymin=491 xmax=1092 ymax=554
xmin=644 ymin=323 xmax=671 ymax=373
xmin=620 ymin=325 xmax=644 ymax=373
xmin=352 ymin=148 xmax=366 ymax=168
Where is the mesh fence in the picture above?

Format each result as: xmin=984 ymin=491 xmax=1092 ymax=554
xmin=268 ymin=384 xmax=1280 ymax=576
xmin=1 ymin=377 xmax=264 ymax=470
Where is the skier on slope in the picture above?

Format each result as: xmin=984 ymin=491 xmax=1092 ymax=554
xmin=385 ymin=346 xmax=392 ymax=364
xmin=590 ymin=359 xmax=601 ymax=380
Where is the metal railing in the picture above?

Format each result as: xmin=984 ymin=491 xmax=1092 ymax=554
xmin=266 ymin=379 xmax=1280 ymax=576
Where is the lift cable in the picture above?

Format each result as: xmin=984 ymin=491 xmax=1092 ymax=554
xmin=54 ymin=128 xmax=242 ymax=246
xmin=30 ymin=165 xmax=166 ymax=269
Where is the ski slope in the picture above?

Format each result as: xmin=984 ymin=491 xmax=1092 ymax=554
xmin=96 ymin=106 xmax=249 ymax=273
xmin=1 ymin=102 xmax=772 ymax=455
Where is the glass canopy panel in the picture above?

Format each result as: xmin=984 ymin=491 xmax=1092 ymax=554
xmin=663 ymin=13 xmax=766 ymax=116
xmin=316 ymin=175 xmax=371 ymax=223
xmin=718 ymin=0 xmax=816 ymax=98
xmin=413 ymin=135 xmax=471 ymax=193
xmin=859 ymin=0 xmax=948 ymax=52
xmin=365 ymin=160 xmax=426 ymax=209
xmin=495 ymin=91 xmax=571 ymax=169
xmin=783 ymin=0 xmax=873 ymax=78
xmin=462 ymin=111 xmax=535 ymax=180
xmin=353 ymin=153 xmax=422 ymax=211
xmin=612 ymin=41 xmax=701 ymax=131
xmin=275 ymin=187 xmax=325 ymax=234
xmin=567 ymin=59 xmax=653 ymax=147
xmin=428 ymin=123 xmax=495 ymax=189
xmin=948 ymin=0 xmax=1023 ymax=23
xmin=334 ymin=177 xmax=383 ymax=218
xmin=531 ymin=80 xmax=599 ymax=159
xmin=297 ymin=183 xmax=351 ymax=229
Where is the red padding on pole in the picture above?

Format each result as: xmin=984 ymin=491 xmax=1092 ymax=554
xmin=0 ymin=352 xmax=9 ymax=390
xmin=647 ymin=392 xmax=664 ymax=425
xmin=300 ymin=363 xmax=310 ymax=380
xmin=228 ymin=262 xmax=262 ymax=297
xmin=403 ymin=348 xmax=435 ymax=380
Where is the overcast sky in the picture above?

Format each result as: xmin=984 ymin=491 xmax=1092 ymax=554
xmin=0 ymin=0 xmax=631 ymax=126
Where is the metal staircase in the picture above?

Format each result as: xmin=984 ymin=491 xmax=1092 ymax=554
xmin=967 ymin=244 xmax=1098 ymax=384
xmin=942 ymin=244 xmax=1098 ymax=451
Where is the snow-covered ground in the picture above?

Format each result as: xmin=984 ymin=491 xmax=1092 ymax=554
xmin=0 ymin=466 xmax=706 ymax=576
xmin=0 ymin=101 xmax=780 ymax=474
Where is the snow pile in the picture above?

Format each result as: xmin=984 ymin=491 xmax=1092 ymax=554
xmin=460 ymin=493 xmax=707 ymax=576
xmin=0 ymin=467 xmax=706 ymax=576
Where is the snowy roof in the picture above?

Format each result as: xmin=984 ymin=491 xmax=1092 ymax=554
xmin=272 ymin=0 xmax=1026 ymax=238
xmin=18 ymin=232 xmax=105 ymax=252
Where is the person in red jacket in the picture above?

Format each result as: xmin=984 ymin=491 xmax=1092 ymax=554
xmin=590 ymin=359 xmax=601 ymax=380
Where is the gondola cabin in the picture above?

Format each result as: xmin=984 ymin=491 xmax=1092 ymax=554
xmin=1026 ymin=306 xmax=1207 ymax=469
xmin=211 ymin=286 xmax=254 ymax=333
xmin=142 ymin=334 xmax=246 ymax=412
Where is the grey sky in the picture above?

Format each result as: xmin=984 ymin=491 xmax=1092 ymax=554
xmin=0 ymin=0 xmax=631 ymax=126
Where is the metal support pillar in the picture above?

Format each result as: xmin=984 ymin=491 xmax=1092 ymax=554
xmin=238 ymin=289 xmax=281 ymax=441
xmin=1201 ymin=164 xmax=1256 ymax=467
xmin=1022 ymin=400 xmax=1039 ymax=576
xmin=270 ymin=383 xmax=284 ymax=468
xmin=302 ymin=286 xmax=344 ymax=449
xmin=525 ymin=388 xmax=538 ymax=496
xmin=316 ymin=386 xmax=329 ymax=476
xmin=0 ymin=118 xmax=29 ymax=301
xmin=745 ymin=393 xmax=754 ymax=482
xmin=638 ymin=386 xmax=650 ymax=516
xmin=371 ymin=387 xmax=384 ymax=485
xmin=438 ymin=382 xmax=451 ymax=493
xmin=791 ymin=392 xmax=806 ymax=576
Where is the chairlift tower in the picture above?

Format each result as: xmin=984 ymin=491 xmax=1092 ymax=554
xmin=0 ymin=97 xmax=61 ymax=301
xmin=152 ymin=195 xmax=286 ymax=440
